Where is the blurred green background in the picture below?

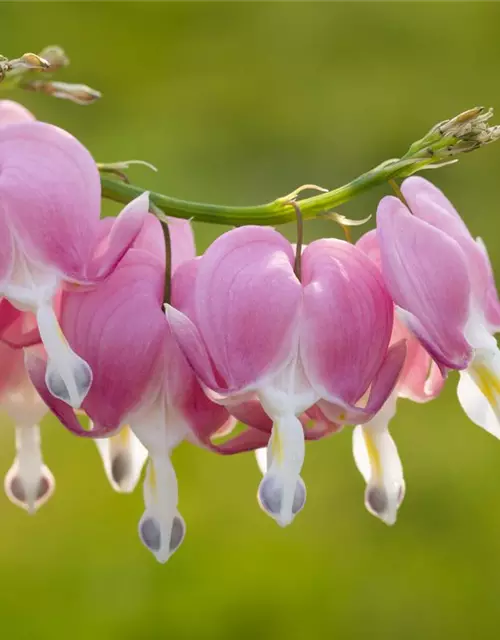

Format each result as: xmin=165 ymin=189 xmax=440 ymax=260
xmin=2 ymin=2 xmax=500 ymax=639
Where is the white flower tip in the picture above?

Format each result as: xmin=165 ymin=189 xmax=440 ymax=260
xmin=138 ymin=512 xmax=186 ymax=564
xmin=364 ymin=482 xmax=404 ymax=527
xmin=257 ymin=474 xmax=306 ymax=526
xmin=458 ymin=364 xmax=500 ymax=440
xmin=45 ymin=356 xmax=93 ymax=409
xmin=109 ymin=452 xmax=135 ymax=493
xmin=4 ymin=463 xmax=55 ymax=514
xmin=255 ymin=448 xmax=268 ymax=475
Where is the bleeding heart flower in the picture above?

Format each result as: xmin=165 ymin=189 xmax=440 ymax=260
xmin=352 ymin=229 xmax=444 ymax=525
xmin=377 ymin=177 xmax=500 ymax=442
xmin=0 ymin=120 xmax=149 ymax=409
xmin=28 ymin=213 xmax=233 ymax=563
xmin=166 ymin=226 xmax=406 ymax=527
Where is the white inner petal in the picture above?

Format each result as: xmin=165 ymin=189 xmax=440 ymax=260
xmin=4 ymin=424 xmax=55 ymax=513
xmin=0 ymin=244 xmax=92 ymax=409
xmin=460 ymin=313 xmax=500 ymax=438
xmin=255 ymin=447 xmax=269 ymax=475
xmin=255 ymin=354 xmax=313 ymax=527
xmin=256 ymin=413 xmax=306 ymax=527
xmin=352 ymin=394 xmax=404 ymax=526
xmin=95 ymin=425 xmax=148 ymax=494
xmin=37 ymin=301 xmax=92 ymax=408
xmin=131 ymin=400 xmax=189 ymax=563
xmin=138 ymin=454 xmax=185 ymax=563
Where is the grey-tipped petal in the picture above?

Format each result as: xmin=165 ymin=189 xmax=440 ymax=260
xmin=110 ymin=453 xmax=132 ymax=488
xmin=139 ymin=517 xmax=162 ymax=552
xmin=366 ymin=486 xmax=389 ymax=516
xmin=169 ymin=516 xmax=185 ymax=553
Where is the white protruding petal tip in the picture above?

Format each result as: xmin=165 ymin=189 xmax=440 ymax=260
xmin=37 ymin=301 xmax=93 ymax=408
xmin=45 ymin=354 xmax=92 ymax=408
xmin=255 ymin=447 xmax=268 ymax=475
xmin=353 ymin=421 xmax=404 ymax=526
xmin=138 ymin=512 xmax=186 ymax=564
xmin=255 ymin=413 xmax=306 ymax=526
xmin=139 ymin=454 xmax=185 ymax=563
xmin=4 ymin=462 xmax=55 ymax=514
xmin=257 ymin=474 xmax=306 ymax=527
xmin=364 ymin=482 xmax=404 ymax=526
xmin=458 ymin=363 xmax=500 ymax=440
xmin=95 ymin=427 xmax=148 ymax=494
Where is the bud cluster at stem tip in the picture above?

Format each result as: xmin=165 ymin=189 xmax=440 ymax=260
xmin=0 ymin=45 xmax=100 ymax=106
xmin=405 ymin=107 xmax=500 ymax=161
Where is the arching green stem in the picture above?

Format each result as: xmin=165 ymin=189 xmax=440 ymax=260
xmin=100 ymin=107 xmax=500 ymax=227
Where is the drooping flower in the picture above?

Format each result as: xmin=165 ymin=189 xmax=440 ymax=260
xmin=28 ymin=213 xmax=233 ymax=562
xmin=352 ymin=229 xmax=444 ymax=525
xmin=377 ymin=176 xmax=500 ymax=439
xmin=0 ymin=309 xmax=54 ymax=513
xmin=166 ymin=226 xmax=407 ymax=527
xmin=0 ymin=120 xmax=149 ymax=409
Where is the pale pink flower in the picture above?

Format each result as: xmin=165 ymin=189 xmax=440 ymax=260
xmin=166 ymin=226 xmax=406 ymax=527
xmin=0 ymin=120 xmax=149 ymax=409
xmin=29 ymin=214 xmax=233 ymax=563
xmin=377 ymin=177 xmax=500 ymax=441
xmin=353 ymin=229 xmax=444 ymax=524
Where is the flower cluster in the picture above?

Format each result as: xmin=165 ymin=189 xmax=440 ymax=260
xmin=1 ymin=99 xmax=499 ymax=563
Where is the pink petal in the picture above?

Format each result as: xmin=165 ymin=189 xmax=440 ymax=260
xmin=301 ymin=404 xmax=343 ymax=440
xmin=0 ymin=212 xmax=14 ymax=284
xmin=356 ymin=229 xmax=382 ymax=270
xmin=0 ymin=122 xmax=101 ymax=279
xmin=0 ymin=299 xmax=22 ymax=338
xmin=396 ymin=324 xmax=445 ymax=402
xmin=360 ymin=339 xmax=407 ymax=418
xmin=0 ymin=100 xmax=35 ymax=126
xmin=317 ymin=340 xmax=407 ymax=424
xmin=194 ymin=226 xmax=302 ymax=391
xmin=120 ymin=212 xmax=194 ymax=275
xmin=300 ymin=239 xmax=393 ymax=405
xmin=85 ymin=193 xmax=150 ymax=280
xmin=210 ymin=426 xmax=271 ymax=454
xmin=171 ymin=257 xmax=201 ymax=322
xmin=126 ymin=213 xmax=165 ymax=262
xmin=402 ymin=177 xmax=498 ymax=319
xmin=57 ymin=249 xmax=167 ymax=431
xmin=402 ymin=177 xmax=464 ymax=223
xmin=0 ymin=325 xmax=26 ymax=397
xmin=1 ymin=325 xmax=41 ymax=349
xmin=377 ymin=195 xmax=473 ymax=370
xmin=165 ymin=304 xmax=222 ymax=391
xmin=167 ymin=217 xmax=196 ymax=273
xmin=475 ymin=237 xmax=500 ymax=332
xmin=162 ymin=329 xmax=232 ymax=443
xmin=224 ymin=395 xmax=273 ymax=432
xmin=27 ymin=354 xmax=105 ymax=437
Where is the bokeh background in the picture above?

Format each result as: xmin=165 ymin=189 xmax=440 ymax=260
xmin=2 ymin=2 xmax=500 ymax=639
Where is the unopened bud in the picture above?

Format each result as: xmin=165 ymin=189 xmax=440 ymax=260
xmin=0 ymin=52 xmax=50 ymax=82
xmin=407 ymin=106 xmax=500 ymax=162
xmin=38 ymin=45 xmax=70 ymax=71
xmin=23 ymin=80 xmax=101 ymax=105
xmin=16 ymin=53 xmax=50 ymax=71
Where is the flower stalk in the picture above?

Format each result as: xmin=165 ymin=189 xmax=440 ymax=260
xmin=101 ymin=107 xmax=500 ymax=227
